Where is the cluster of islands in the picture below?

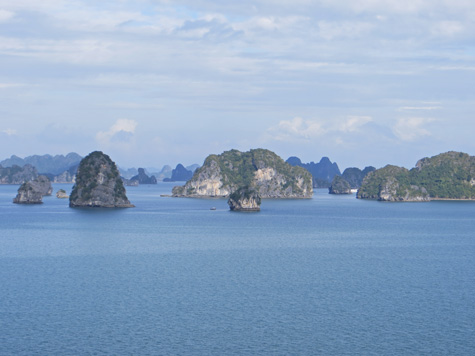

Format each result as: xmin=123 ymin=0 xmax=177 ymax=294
xmin=1 ymin=149 xmax=475 ymax=211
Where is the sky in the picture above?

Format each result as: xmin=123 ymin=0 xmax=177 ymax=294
xmin=0 ymin=0 xmax=474 ymax=170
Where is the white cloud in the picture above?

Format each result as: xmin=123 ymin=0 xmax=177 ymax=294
xmin=392 ymin=117 xmax=435 ymax=141
xmin=398 ymin=106 xmax=442 ymax=111
xmin=267 ymin=117 xmax=326 ymax=141
xmin=267 ymin=116 xmax=374 ymax=142
xmin=1 ymin=128 xmax=17 ymax=136
xmin=431 ymin=21 xmax=464 ymax=37
xmin=96 ymin=119 xmax=138 ymax=146
xmin=338 ymin=116 xmax=373 ymax=132
xmin=0 ymin=9 xmax=14 ymax=22
xmin=0 ymin=83 xmax=24 ymax=89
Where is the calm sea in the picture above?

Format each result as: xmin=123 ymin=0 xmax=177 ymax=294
xmin=0 ymin=183 xmax=474 ymax=355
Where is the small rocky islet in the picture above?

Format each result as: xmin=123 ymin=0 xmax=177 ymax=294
xmin=228 ymin=186 xmax=261 ymax=212
xmin=13 ymin=175 xmax=52 ymax=204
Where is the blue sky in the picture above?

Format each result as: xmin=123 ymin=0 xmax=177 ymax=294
xmin=0 ymin=0 xmax=474 ymax=170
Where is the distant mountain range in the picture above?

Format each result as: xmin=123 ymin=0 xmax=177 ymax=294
xmin=1 ymin=152 xmax=200 ymax=184
xmin=286 ymin=156 xmax=341 ymax=188
xmin=1 ymin=153 xmax=82 ymax=175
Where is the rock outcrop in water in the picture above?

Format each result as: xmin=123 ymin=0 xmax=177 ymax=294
xmin=329 ymin=175 xmax=352 ymax=194
xmin=13 ymin=175 xmax=52 ymax=204
xmin=56 ymin=189 xmax=69 ymax=199
xmin=228 ymin=186 xmax=261 ymax=211
xmin=69 ymin=151 xmax=134 ymax=208
xmin=172 ymin=149 xmax=313 ymax=198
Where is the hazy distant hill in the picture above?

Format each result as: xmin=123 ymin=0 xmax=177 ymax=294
xmin=1 ymin=153 xmax=82 ymax=175
xmin=286 ymin=156 xmax=341 ymax=188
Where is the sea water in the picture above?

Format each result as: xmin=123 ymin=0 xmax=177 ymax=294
xmin=0 ymin=184 xmax=474 ymax=355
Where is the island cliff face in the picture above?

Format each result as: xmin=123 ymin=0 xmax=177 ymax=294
xmin=357 ymin=151 xmax=475 ymax=201
xmin=172 ymin=149 xmax=313 ymax=198
xmin=13 ymin=175 xmax=52 ymax=204
xmin=69 ymin=151 xmax=134 ymax=208
xmin=329 ymin=175 xmax=352 ymax=194
xmin=228 ymin=186 xmax=261 ymax=211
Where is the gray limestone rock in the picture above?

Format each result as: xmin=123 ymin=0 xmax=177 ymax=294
xmin=13 ymin=175 xmax=52 ymax=204
xmin=228 ymin=187 xmax=261 ymax=212
xmin=69 ymin=151 xmax=134 ymax=208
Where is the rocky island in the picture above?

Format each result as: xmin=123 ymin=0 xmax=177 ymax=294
xmin=56 ymin=189 xmax=69 ymax=199
xmin=13 ymin=175 xmax=53 ymax=204
xmin=329 ymin=175 xmax=352 ymax=194
xmin=357 ymin=151 xmax=475 ymax=201
xmin=69 ymin=151 xmax=134 ymax=208
xmin=228 ymin=186 xmax=261 ymax=211
xmin=172 ymin=149 xmax=313 ymax=199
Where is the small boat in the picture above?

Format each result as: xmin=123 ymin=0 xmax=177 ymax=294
xmin=210 ymin=207 xmax=216 ymax=210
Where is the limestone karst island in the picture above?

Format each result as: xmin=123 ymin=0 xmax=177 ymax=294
xmin=172 ymin=148 xmax=313 ymax=199
xmin=69 ymin=151 xmax=134 ymax=208
xmin=2 ymin=149 xmax=475 ymax=208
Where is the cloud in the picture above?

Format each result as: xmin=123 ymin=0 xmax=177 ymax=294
xmin=431 ymin=21 xmax=464 ymax=37
xmin=392 ymin=117 xmax=435 ymax=141
xmin=266 ymin=115 xmax=375 ymax=142
xmin=266 ymin=117 xmax=326 ymax=141
xmin=398 ymin=106 xmax=442 ymax=111
xmin=0 ymin=9 xmax=14 ymax=22
xmin=96 ymin=119 xmax=138 ymax=146
xmin=1 ymin=128 xmax=17 ymax=136
xmin=338 ymin=116 xmax=373 ymax=132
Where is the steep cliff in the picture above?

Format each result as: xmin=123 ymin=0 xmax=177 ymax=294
xmin=228 ymin=186 xmax=261 ymax=211
xmin=357 ymin=165 xmax=430 ymax=201
xmin=358 ymin=152 xmax=475 ymax=201
xmin=173 ymin=149 xmax=313 ymax=198
xmin=329 ymin=175 xmax=352 ymax=194
xmin=13 ymin=175 xmax=52 ymax=204
xmin=69 ymin=151 xmax=134 ymax=208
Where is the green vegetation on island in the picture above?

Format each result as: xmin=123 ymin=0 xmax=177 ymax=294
xmin=329 ymin=175 xmax=352 ymax=194
xmin=358 ymin=151 xmax=475 ymax=201
xmin=172 ymin=148 xmax=313 ymax=198
xmin=228 ymin=186 xmax=261 ymax=211
xmin=70 ymin=151 xmax=134 ymax=208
